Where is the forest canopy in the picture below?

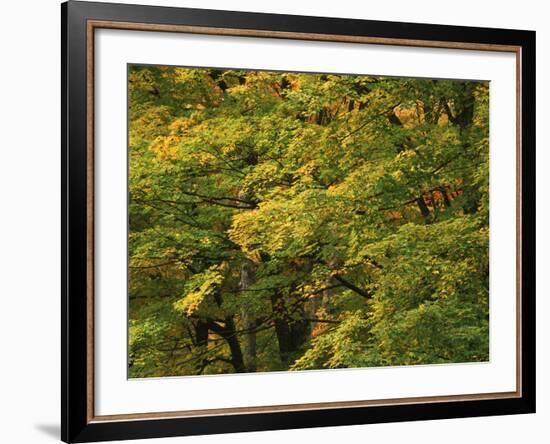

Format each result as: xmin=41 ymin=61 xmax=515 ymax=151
xmin=128 ymin=65 xmax=489 ymax=378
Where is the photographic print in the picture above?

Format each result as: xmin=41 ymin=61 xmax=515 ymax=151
xmin=128 ymin=65 xmax=490 ymax=378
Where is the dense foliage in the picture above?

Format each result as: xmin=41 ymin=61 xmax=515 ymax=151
xmin=128 ymin=65 xmax=489 ymax=377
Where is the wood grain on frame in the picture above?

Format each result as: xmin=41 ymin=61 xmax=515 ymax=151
xmin=86 ymin=19 xmax=523 ymax=423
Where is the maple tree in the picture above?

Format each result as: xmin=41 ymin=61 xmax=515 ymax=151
xmin=128 ymin=65 xmax=489 ymax=377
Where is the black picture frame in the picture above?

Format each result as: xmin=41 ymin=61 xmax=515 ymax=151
xmin=62 ymin=1 xmax=536 ymax=442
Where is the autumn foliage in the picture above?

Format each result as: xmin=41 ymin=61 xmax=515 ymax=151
xmin=128 ymin=65 xmax=489 ymax=377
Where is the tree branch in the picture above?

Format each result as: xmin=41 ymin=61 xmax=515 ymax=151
xmin=333 ymin=275 xmax=373 ymax=299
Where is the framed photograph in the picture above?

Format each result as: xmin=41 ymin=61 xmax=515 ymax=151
xmin=62 ymin=1 xmax=535 ymax=442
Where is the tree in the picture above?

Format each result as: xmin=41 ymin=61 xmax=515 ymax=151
xmin=128 ymin=66 xmax=489 ymax=377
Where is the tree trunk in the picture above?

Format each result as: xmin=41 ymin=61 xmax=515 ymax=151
xmin=240 ymin=260 xmax=257 ymax=372
xmin=271 ymin=292 xmax=309 ymax=368
xmin=209 ymin=291 xmax=246 ymax=373
xmin=439 ymin=187 xmax=452 ymax=208
xmin=195 ymin=320 xmax=209 ymax=347
xmin=271 ymin=292 xmax=291 ymax=367
xmin=194 ymin=320 xmax=210 ymax=373
xmin=222 ymin=317 xmax=246 ymax=373
xmin=307 ymin=279 xmax=331 ymax=332
xmin=417 ymin=196 xmax=431 ymax=220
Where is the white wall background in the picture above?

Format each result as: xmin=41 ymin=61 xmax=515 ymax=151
xmin=0 ymin=1 xmax=546 ymax=443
